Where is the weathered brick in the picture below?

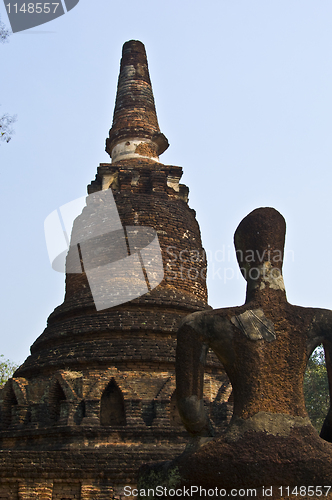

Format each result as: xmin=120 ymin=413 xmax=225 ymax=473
xmin=0 ymin=40 xmax=231 ymax=499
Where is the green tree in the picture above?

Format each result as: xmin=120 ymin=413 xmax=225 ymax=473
xmin=303 ymin=346 xmax=330 ymax=432
xmin=0 ymin=16 xmax=16 ymax=143
xmin=0 ymin=355 xmax=18 ymax=387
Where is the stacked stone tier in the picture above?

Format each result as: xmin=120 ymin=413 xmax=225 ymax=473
xmin=17 ymin=300 xmax=213 ymax=377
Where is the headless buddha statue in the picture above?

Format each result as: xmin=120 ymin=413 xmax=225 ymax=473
xmin=139 ymin=208 xmax=332 ymax=498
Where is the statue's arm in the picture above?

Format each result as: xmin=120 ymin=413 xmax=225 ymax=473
xmin=176 ymin=313 xmax=214 ymax=439
xmin=310 ymin=310 xmax=332 ymax=442
xmin=320 ymin=337 xmax=332 ymax=442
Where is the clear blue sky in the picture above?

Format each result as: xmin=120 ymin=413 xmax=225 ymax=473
xmin=1 ymin=0 xmax=332 ymax=364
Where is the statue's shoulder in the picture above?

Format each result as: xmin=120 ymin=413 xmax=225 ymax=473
xmin=180 ymin=306 xmax=247 ymax=335
xmin=178 ymin=310 xmax=208 ymax=330
xmin=307 ymin=306 xmax=332 ymax=338
xmin=286 ymin=303 xmax=332 ymax=340
xmin=178 ymin=306 xmax=234 ymax=331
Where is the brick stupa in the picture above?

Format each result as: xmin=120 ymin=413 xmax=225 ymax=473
xmin=0 ymin=41 xmax=230 ymax=498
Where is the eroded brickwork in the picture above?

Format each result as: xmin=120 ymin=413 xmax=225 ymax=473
xmin=0 ymin=41 xmax=231 ymax=498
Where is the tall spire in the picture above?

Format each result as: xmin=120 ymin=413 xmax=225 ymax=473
xmin=106 ymin=40 xmax=169 ymax=163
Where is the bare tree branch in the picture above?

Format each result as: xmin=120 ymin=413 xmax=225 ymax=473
xmin=0 ymin=15 xmax=11 ymax=43
xmin=0 ymin=16 xmax=16 ymax=144
xmin=0 ymin=113 xmax=17 ymax=143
